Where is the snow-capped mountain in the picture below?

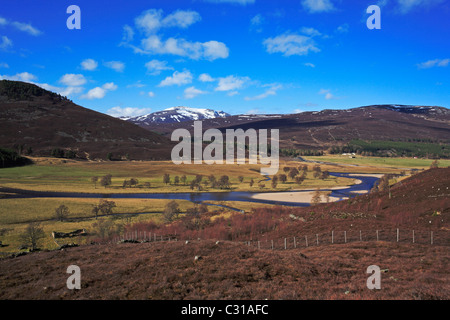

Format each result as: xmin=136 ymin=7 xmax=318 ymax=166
xmin=125 ymin=106 xmax=231 ymax=125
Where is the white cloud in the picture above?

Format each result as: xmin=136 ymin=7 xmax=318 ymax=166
xmin=127 ymin=81 xmax=146 ymax=88
xmin=318 ymin=88 xmax=336 ymax=100
xmin=304 ymin=62 xmax=316 ymax=68
xmin=158 ymin=70 xmax=193 ymax=87
xmin=122 ymin=25 xmax=134 ymax=43
xmin=0 ymin=16 xmax=42 ymax=36
xmin=162 ymin=10 xmax=202 ymax=29
xmin=82 ymin=87 xmax=106 ymax=100
xmin=202 ymin=41 xmax=229 ymax=60
xmin=198 ymin=73 xmax=215 ymax=82
xmin=336 ymin=24 xmax=349 ymax=33
xmin=145 ymin=59 xmax=173 ymax=75
xmin=0 ymin=62 xmax=9 ymax=68
xmin=59 ymin=74 xmax=87 ymax=87
xmin=107 ymin=106 xmax=152 ymax=118
xmin=250 ymin=14 xmax=264 ymax=32
xmin=184 ymin=86 xmax=207 ymax=99
xmin=81 ymin=59 xmax=98 ymax=71
xmin=204 ymin=0 xmax=255 ymax=4
xmin=417 ymin=58 xmax=449 ymax=69
xmin=81 ymin=82 xmax=117 ymax=100
xmin=127 ymin=9 xmax=229 ymax=61
xmin=227 ymin=91 xmax=239 ymax=97
xmin=148 ymin=91 xmax=155 ymax=97
xmin=135 ymin=9 xmax=163 ymax=34
xmin=301 ymin=0 xmax=335 ymax=13
xmin=58 ymin=86 xmax=83 ymax=97
xmin=251 ymin=14 xmax=263 ymax=26
xmin=11 ymin=21 xmax=42 ymax=36
xmin=263 ymin=33 xmax=320 ymax=57
xmin=244 ymin=84 xmax=282 ymax=101
xmin=0 ymin=72 xmax=37 ymax=82
xmin=104 ymin=61 xmax=125 ymax=72
xmin=135 ymin=9 xmax=201 ymax=34
xmin=215 ymin=75 xmax=250 ymax=92
xmin=0 ymin=35 xmax=13 ymax=50
xmin=300 ymin=27 xmax=322 ymax=37
xmin=102 ymin=82 xmax=118 ymax=91
xmin=397 ymin=0 xmax=444 ymax=14
xmin=140 ymin=35 xmax=229 ymax=61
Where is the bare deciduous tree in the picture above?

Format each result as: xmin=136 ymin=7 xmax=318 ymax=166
xmin=20 ymin=222 xmax=45 ymax=251
xmin=54 ymin=204 xmax=70 ymax=222
xmin=163 ymin=200 xmax=180 ymax=223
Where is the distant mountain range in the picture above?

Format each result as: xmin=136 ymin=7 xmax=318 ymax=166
xmin=1 ymin=80 xmax=449 ymax=161
xmin=122 ymin=106 xmax=230 ymax=124
xmin=126 ymin=104 xmax=450 ymax=152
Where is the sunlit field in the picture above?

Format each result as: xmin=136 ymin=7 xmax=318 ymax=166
xmin=0 ymin=155 xmax=444 ymax=254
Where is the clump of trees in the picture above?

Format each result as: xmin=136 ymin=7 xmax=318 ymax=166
xmin=50 ymin=148 xmax=77 ymax=159
xmin=123 ymin=178 xmax=139 ymax=188
xmin=0 ymin=147 xmax=32 ymax=168
xmin=0 ymin=79 xmax=69 ymax=101
xmin=91 ymin=218 xmax=122 ymax=240
xmin=312 ymin=165 xmax=322 ymax=178
xmin=92 ymin=200 xmax=116 ymax=219
xmin=280 ymin=148 xmax=324 ymax=157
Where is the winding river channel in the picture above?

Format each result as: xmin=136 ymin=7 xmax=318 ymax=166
xmin=0 ymin=172 xmax=380 ymax=210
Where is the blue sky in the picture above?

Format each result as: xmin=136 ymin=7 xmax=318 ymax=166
xmin=0 ymin=0 xmax=449 ymax=117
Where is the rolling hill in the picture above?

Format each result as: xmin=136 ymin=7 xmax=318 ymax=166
xmin=0 ymin=80 xmax=174 ymax=161
xmin=129 ymin=105 xmax=450 ymax=153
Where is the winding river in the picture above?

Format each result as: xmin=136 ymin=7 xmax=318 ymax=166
xmin=0 ymin=172 xmax=380 ymax=210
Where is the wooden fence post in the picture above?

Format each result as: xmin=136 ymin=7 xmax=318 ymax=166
xmin=294 ymin=237 xmax=297 ymax=249
xmin=397 ymin=228 xmax=399 ymax=242
xmin=284 ymin=238 xmax=287 ymax=250
xmin=344 ymin=231 xmax=347 ymax=243
xmin=412 ymin=230 xmax=415 ymax=243
xmin=331 ymin=231 xmax=334 ymax=244
xmin=316 ymin=234 xmax=319 ymax=246
xmin=271 ymin=240 xmax=274 ymax=250
xmin=376 ymin=230 xmax=379 ymax=242
xmin=360 ymin=230 xmax=362 ymax=242
xmin=431 ymin=231 xmax=433 ymax=245
xmin=305 ymin=236 xmax=308 ymax=247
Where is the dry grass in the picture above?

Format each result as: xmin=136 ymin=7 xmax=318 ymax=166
xmin=0 ymin=240 xmax=447 ymax=300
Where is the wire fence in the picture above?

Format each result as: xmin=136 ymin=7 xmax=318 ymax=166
xmin=112 ymin=228 xmax=449 ymax=249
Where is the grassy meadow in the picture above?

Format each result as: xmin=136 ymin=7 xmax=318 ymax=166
xmin=0 ymin=154 xmax=445 ymax=254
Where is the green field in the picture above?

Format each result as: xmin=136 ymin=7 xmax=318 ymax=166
xmin=0 ymin=157 xmax=356 ymax=193
xmin=302 ymin=155 xmax=450 ymax=169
